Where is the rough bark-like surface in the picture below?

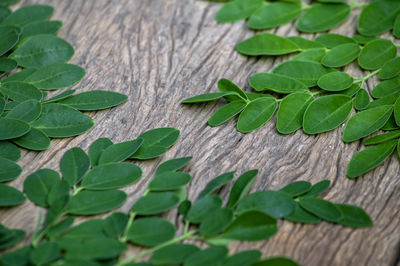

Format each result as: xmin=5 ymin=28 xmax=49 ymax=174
xmin=1 ymin=1 xmax=399 ymax=265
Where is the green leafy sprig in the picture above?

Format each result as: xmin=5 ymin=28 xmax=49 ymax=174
xmin=0 ymin=132 xmax=372 ymax=266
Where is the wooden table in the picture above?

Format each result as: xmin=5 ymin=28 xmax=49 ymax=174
xmin=1 ymin=1 xmax=399 ymax=265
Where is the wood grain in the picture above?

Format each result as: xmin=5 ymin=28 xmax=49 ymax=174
xmin=1 ymin=0 xmax=400 ymax=265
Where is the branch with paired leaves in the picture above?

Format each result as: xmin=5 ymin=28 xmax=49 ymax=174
xmin=0 ymin=132 xmax=372 ymax=266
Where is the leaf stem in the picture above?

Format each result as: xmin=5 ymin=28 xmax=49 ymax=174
xmin=117 ymin=230 xmax=197 ymax=265
xmin=31 ymin=209 xmax=44 ymax=247
xmin=120 ymin=211 xmax=136 ymax=243
xmin=72 ymin=186 xmax=84 ymax=195
xmin=354 ymin=69 xmax=381 ymax=85
xmin=350 ymin=2 xmax=367 ymax=9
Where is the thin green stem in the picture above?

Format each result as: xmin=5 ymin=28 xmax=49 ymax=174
xmin=120 ymin=212 xmax=136 ymax=243
xmin=301 ymin=2 xmax=310 ymax=10
xmin=350 ymin=2 xmax=367 ymax=9
xmin=184 ymin=220 xmax=189 ymax=234
xmin=311 ymin=90 xmax=323 ymax=96
xmin=31 ymin=209 xmax=44 ymax=247
xmin=73 ymin=186 xmax=84 ymax=195
xmin=395 ymin=43 xmax=400 ymax=47
xmin=354 ymin=69 xmax=381 ymax=86
xmin=118 ymin=230 xmax=197 ymax=265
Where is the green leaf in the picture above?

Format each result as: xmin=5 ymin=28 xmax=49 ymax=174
xmin=332 ymin=84 xmax=361 ymax=97
xmin=371 ymin=77 xmax=400 ymax=98
xmin=0 ymin=118 xmax=30 ymax=140
xmin=321 ymin=43 xmax=361 ymax=68
xmin=221 ymin=250 xmax=261 ymax=266
xmin=247 ymin=2 xmax=301 ymax=30
xmin=9 ymin=34 xmax=74 ymax=68
xmin=6 ymin=99 xmax=42 ymax=122
xmin=60 ymin=219 xmax=105 ymax=239
xmin=395 ymin=96 xmax=400 ymax=126
xmin=0 ymin=246 xmax=31 ymax=266
xmin=131 ymin=192 xmax=180 ymax=215
xmin=23 ymin=168 xmax=60 ymax=207
xmin=237 ymin=97 xmax=277 ymax=133
xmin=277 ymin=92 xmax=313 ymax=134
xmin=199 ymin=171 xmax=234 ymax=198
xmin=378 ymin=113 xmax=398 ymax=130
xmin=151 ymin=244 xmax=199 ymax=265
xmin=103 ymin=212 xmax=128 ymax=238
xmin=249 ymin=72 xmax=307 ymax=94
xmin=215 ymin=0 xmax=263 ymax=23
xmin=342 ymin=106 xmax=393 ymax=142
xmin=24 ymin=63 xmax=85 ymax=91
xmin=251 ymin=257 xmax=299 ymax=266
xmin=221 ymin=211 xmax=277 ymax=241
xmin=29 ymin=242 xmax=60 ymax=265
xmin=1 ymin=69 xmax=36 ymax=83
xmin=43 ymin=89 xmax=76 ymax=103
xmin=127 ymin=217 xmax=175 ymax=247
xmin=358 ymin=39 xmax=397 ymax=70
xmin=178 ymin=199 xmax=191 ymax=217
xmin=352 ymin=35 xmax=377 ymax=45
xmin=88 ymin=138 xmax=113 ymax=167
xmin=364 ymin=130 xmax=400 ymax=146
xmin=236 ymin=190 xmax=295 ymax=218
xmin=368 ymin=93 xmax=400 ymax=109
xmin=0 ymin=82 xmax=42 ymax=102
xmin=284 ymin=202 xmax=321 ymax=224
xmin=301 ymin=180 xmax=331 ymax=197
xmin=12 ymin=127 xmax=50 ymax=151
xmin=0 ymin=26 xmax=19 ymax=56
xmin=2 ymin=5 xmax=53 ymax=26
xmin=318 ymin=72 xmax=353 ymax=92
xmin=0 ymin=58 xmax=17 ymax=77
xmin=0 ymin=141 xmax=20 ymax=161
xmin=58 ymin=90 xmax=128 ymax=111
xmin=218 ymin=78 xmax=247 ymax=100
xmin=31 ymin=103 xmax=94 ymax=138
xmin=303 ymin=95 xmax=353 ymax=134
xmin=184 ymin=246 xmax=228 ymax=266
xmin=208 ymin=100 xmax=247 ymax=127
xmin=297 ymin=3 xmax=350 ymax=33
xmin=20 ymin=20 xmax=62 ymax=41
xmin=0 ymin=6 xmax=10 ymax=23
xmin=379 ymin=57 xmax=400 ymax=80
xmin=354 ymin=89 xmax=370 ymax=111
xmin=81 ymin=162 xmax=142 ymax=190
xmin=149 ymin=171 xmax=191 ymax=191
xmin=46 ymin=217 xmax=74 ymax=239
xmin=156 ymin=157 xmax=192 ymax=175
xmin=280 ymin=181 xmax=312 ymax=197
xmin=187 ymin=195 xmax=222 ymax=224
xmin=315 ymin=33 xmax=356 ymax=48
xmin=0 ymin=157 xmax=21 ymax=182
xmin=0 ymin=225 xmax=25 ymax=250
xmin=292 ymin=48 xmax=326 ymax=62
xmin=272 ymin=60 xmax=329 ymax=87
xmin=98 ymin=139 xmax=143 ymax=164
xmin=47 ymin=179 xmax=70 ymax=206
xmin=60 ymin=147 xmax=90 ymax=186
xmin=227 ymin=169 xmax=258 ymax=208
xmin=130 ymin=128 xmax=179 ymax=160
xmin=347 ymin=140 xmax=397 ymax=178
xmin=182 ymin=92 xmax=237 ymax=103
xmin=67 ymin=190 xmax=126 ymax=215
xmin=236 ymin=33 xmax=300 ymax=56
xmin=298 ymin=197 xmax=343 ymax=222
xmin=287 ymin=36 xmax=324 ymax=50
xmin=394 ymin=13 xmax=400 ymax=38
xmin=336 ymin=204 xmax=373 ymax=227
xmin=199 ymin=208 xmax=233 ymax=237
xmin=0 ymin=184 xmax=25 ymax=206
xmin=358 ymin=0 xmax=400 ymax=36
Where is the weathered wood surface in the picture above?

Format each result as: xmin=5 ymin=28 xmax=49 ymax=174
xmin=1 ymin=0 xmax=400 ymax=265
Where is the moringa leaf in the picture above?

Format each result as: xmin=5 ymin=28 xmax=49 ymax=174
xmin=347 ymin=140 xmax=397 ymax=178
xmin=371 ymin=76 xmax=400 ymax=98
xmin=2 ymin=5 xmax=53 ymax=26
xmin=342 ymin=106 xmax=393 ymax=142
xmin=149 ymin=171 xmax=191 ymax=191
xmin=208 ymin=100 xmax=247 ymax=127
xmin=298 ymin=197 xmax=343 ymax=222
xmin=358 ymin=39 xmax=397 ymax=70
xmin=24 ymin=63 xmax=85 ymax=91
xmin=272 ymin=60 xmax=329 ymax=87
xmin=81 ymin=162 xmax=142 ymax=190
xmin=315 ymin=33 xmax=356 ymax=48
xmin=336 ymin=204 xmax=373 ymax=227
xmin=102 ymin=212 xmax=128 ymax=238
xmin=60 ymin=147 xmax=90 ymax=186
xmin=249 ymin=72 xmax=307 ymax=94
xmin=187 ymin=195 xmax=223 ymax=224
xmin=379 ymin=57 xmax=400 ymax=81
xmin=318 ymin=72 xmax=353 ymax=92
xmin=156 ymin=157 xmax=192 ymax=175
xmin=31 ymin=103 xmax=94 ymax=138
xmin=0 ymin=184 xmax=25 ymax=206
xmin=292 ymin=48 xmax=326 ymax=62
xmin=227 ymin=169 xmax=258 ymax=208
xmin=184 ymin=246 xmax=228 ymax=266
xmin=280 ymin=181 xmax=312 ymax=197
xmin=0 ymin=26 xmax=20 ymax=56
xmin=297 ymin=3 xmax=350 ymax=33
xmin=0 ymin=141 xmax=20 ymax=161
xmin=301 ymin=180 xmax=331 ymax=197
xmin=368 ymin=93 xmax=400 ymax=109
xmin=67 ymin=190 xmax=127 ymax=215
xmin=0 ymin=157 xmax=21 ymax=182
xmin=364 ymin=130 xmax=400 ymax=146
xmin=127 ymin=217 xmax=175 ymax=247
xmin=287 ymin=36 xmax=324 ymax=50
xmin=277 ymin=92 xmax=313 ymax=135
xmin=215 ymin=0 xmax=263 ymax=23
xmin=182 ymin=92 xmax=238 ymax=103
xmin=354 ymin=89 xmax=370 ymax=111
xmin=247 ymin=2 xmax=301 ymax=30
xmin=237 ymin=97 xmax=277 ymax=133
xmin=0 ymin=82 xmax=42 ymax=102
xmin=29 ymin=242 xmax=60 ymax=265
xmin=9 ymin=34 xmax=74 ymax=68
xmin=303 ymin=95 xmax=353 ymax=134
xmin=218 ymin=78 xmax=248 ymax=100
xmin=199 ymin=171 xmax=234 ymax=198
xmin=88 ymin=138 xmax=113 ymax=167
xmin=220 ymin=250 xmax=261 ymax=266
xmin=236 ymin=33 xmax=300 ymax=56
xmin=1 ymin=69 xmax=36 ymax=83
xmin=20 ymin=20 xmax=62 ymax=41
xmin=23 ymin=168 xmax=60 ymax=207
xmin=98 ymin=139 xmax=143 ymax=164
xmin=199 ymin=207 xmax=233 ymax=237
xmin=0 ymin=58 xmax=17 ymax=77
xmin=284 ymin=202 xmax=321 ymax=224
xmin=0 ymin=118 xmax=31 ymax=140
xmin=6 ymin=99 xmax=42 ymax=122
xmin=151 ymin=244 xmax=199 ymax=265
xmin=131 ymin=192 xmax=180 ymax=215
xmin=58 ymin=90 xmax=128 ymax=111
xmin=321 ymin=43 xmax=361 ymax=68
xmin=395 ymin=96 xmax=400 ymax=126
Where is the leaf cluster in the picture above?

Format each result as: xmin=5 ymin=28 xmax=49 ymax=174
xmin=0 ymin=133 xmax=372 ymax=266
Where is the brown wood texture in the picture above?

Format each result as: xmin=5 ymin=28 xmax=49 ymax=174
xmin=1 ymin=0 xmax=400 ymax=265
